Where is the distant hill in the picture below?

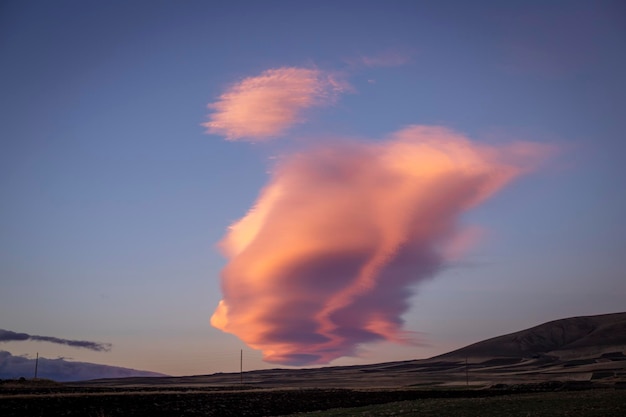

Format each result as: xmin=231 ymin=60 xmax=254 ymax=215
xmin=76 ymin=312 xmax=626 ymax=389
xmin=0 ymin=351 xmax=167 ymax=382
xmin=10 ymin=312 xmax=621 ymax=385
xmin=436 ymin=312 xmax=626 ymax=360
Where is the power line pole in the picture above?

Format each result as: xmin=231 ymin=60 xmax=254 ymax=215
xmin=465 ymin=356 xmax=469 ymax=387
xmin=240 ymin=349 xmax=243 ymax=385
xmin=34 ymin=352 xmax=39 ymax=380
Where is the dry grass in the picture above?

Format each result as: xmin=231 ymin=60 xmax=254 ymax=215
xmin=2 ymin=385 xmax=625 ymax=417
xmin=283 ymin=390 xmax=626 ymax=417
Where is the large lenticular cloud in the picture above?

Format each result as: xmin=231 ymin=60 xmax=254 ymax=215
xmin=210 ymin=125 xmax=549 ymax=365
xmin=204 ymin=67 xmax=346 ymax=141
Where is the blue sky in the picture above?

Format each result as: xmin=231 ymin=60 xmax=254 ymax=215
xmin=1 ymin=0 xmax=624 ymax=376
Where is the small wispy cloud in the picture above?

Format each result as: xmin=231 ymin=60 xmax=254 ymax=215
xmin=358 ymin=48 xmax=414 ymax=68
xmin=0 ymin=329 xmax=112 ymax=352
xmin=204 ymin=67 xmax=348 ymax=141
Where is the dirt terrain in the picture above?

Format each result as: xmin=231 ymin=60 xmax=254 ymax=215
xmin=3 ymin=378 xmax=626 ymax=417
xmin=3 ymin=381 xmax=625 ymax=417
xmin=2 ymin=312 xmax=624 ymax=416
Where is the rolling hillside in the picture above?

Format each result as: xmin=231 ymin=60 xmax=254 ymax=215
xmin=77 ymin=312 xmax=626 ymax=388
xmin=436 ymin=312 xmax=626 ymax=360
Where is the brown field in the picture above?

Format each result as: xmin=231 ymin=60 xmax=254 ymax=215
xmin=2 ymin=313 xmax=624 ymax=416
xmin=2 ymin=354 xmax=625 ymax=417
xmin=1 ymin=381 xmax=625 ymax=417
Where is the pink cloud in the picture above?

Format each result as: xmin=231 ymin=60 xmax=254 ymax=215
xmin=204 ymin=67 xmax=347 ymax=141
xmin=210 ymin=125 xmax=550 ymax=365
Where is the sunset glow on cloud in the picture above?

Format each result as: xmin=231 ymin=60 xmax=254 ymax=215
xmin=211 ymin=125 xmax=550 ymax=365
xmin=204 ymin=67 xmax=346 ymax=141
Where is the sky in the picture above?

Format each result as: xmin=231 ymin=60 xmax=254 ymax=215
xmin=1 ymin=0 xmax=625 ymax=378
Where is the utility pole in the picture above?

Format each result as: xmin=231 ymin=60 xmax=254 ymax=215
xmin=34 ymin=352 xmax=39 ymax=380
xmin=465 ymin=356 xmax=469 ymax=387
xmin=240 ymin=349 xmax=243 ymax=385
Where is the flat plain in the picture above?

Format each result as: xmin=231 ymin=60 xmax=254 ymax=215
xmin=2 ymin=312 xmax=625 ymax=416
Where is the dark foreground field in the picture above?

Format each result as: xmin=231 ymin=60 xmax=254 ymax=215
xmin=1 ymin=383 xmax=625 ymax=417
xmin=285 ymin=390 xmax=626 ymax=417
xmin=3 ymin=313 xmax=624 ymax=416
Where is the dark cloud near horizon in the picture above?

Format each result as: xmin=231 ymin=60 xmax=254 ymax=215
xmin=0 ymin=329 xmax=111 ymax=352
